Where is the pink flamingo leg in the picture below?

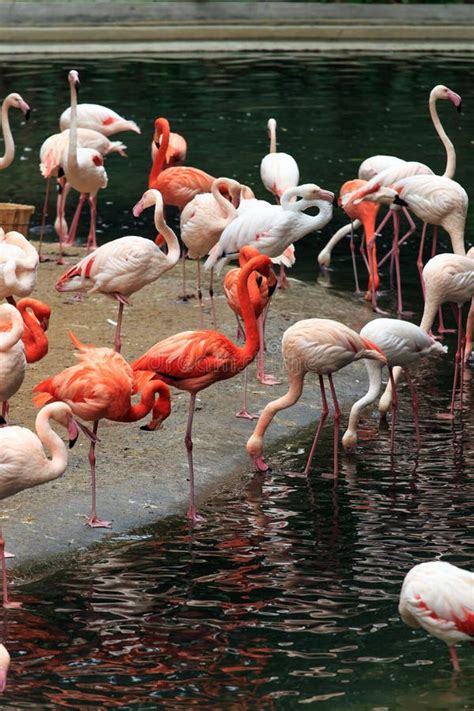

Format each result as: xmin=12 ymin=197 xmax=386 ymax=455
xmin=38 ymin=175 xmax=51 ymax=262
xmin=209 ymin=267 xmax=217 ymax=329
xmin=86 ymin=195 xmax=98 ymax=253
xmin=87 ymin=421 xmax=111 ymax=528
xmin=378 ymin=208 xmax=416 ymax=268
xmin=327 ymin=373 xmax=341 ymax=477
xmin=349 ymin=221 xmax=361 ymax=294
xmin=64 ymin=191 xmax=87 ymax=247
xmin=1 ymin=401 xmax=9 ymax=425
xmin=278 ymin=264 xmax=289 ymax=290
xmin=416 ymin=222 xmax=428 ymax=297
xmin=55 ymin=177 xmax=70 ymax=265
xmin=0 ymin=530 xmax=20 ymax=609
xmin=391 ymin=211 xmax=407 ymax=316
xmin=303 ymin=375 xmax=329 ymax=476
xmin=113 ymin=299 xmax=125 ymax=353
xmin=404 ymin=369 xmax=420 ymax=446
xmin=450 ymin=306 xmax=465 ymax=417
xmin=256 ymin=315 xmax=279 ymax=386
xmin=236 ymin=367 xmax=258 ymax=420
xmin=185 ymin=392 xmax=204 ymax=522
xmin=449 ymin=646 xmax=461 ymax=673
xmin=196 ymin=260 xmax=204 ymax=328
xmin=178 ymin=250 xmax=190 ymax=303
xmin=389 ymin=368 xmax=398 ymax=454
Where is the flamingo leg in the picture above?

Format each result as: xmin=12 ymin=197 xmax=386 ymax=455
xmin=389 ymin=367 xmax=398 ymax=454
xmin=403 ymin=369 xmax=420 ymax=446
xmin=179 ymin=250 xmax=190 ymax=302
xmin=236 ymin=367 xmax=258 ymax=420
xmin=87 ymin=421 xmax=111 ymax=528
xmin=303 ymin=375 xmax=329 ymax=477
xmin=378 ymin=207 xmax=416 ymax=268
xmin=114 ymin=300 xmax=124 ymax=353
xmin=416 ymin=222 xmax=428 ymax=298
xmin=391 ymin=211 xmax=406 ymax=315
xmin=450 ymin=306 xmax=465 ymax=417
xmin=185 ymin=392 xmax=204 ymax=522
xmin=0 ymin=530 xmax=20 ymax=609
xmin=55 ymin=177 xmax=70 ymax=265
xmin=38 ymin=176 xmax=51 ymax=262
xmin=86 ymin=195 xmax=98 ymax=253
xmin=349 ymin=221 xmax=361 ymax=294
xmin=209 ymin=267 xmax=217 ymax=329
xmin=278 ymin=264 xmax=289 ymax=290
xmin=256 ymin=315 xmax=279 ymax=385
xmin=327 ymin=373 xmax=341 ymax=477
xmin=65 ymin=191 xmax=87 ymax=248
xmin=196 ymin=260 xmax=204 ymax=328
xmin=1 ymin=402 xmax=8 ymax=425
xmin=449 ymin=646 xmax=461 ymax=673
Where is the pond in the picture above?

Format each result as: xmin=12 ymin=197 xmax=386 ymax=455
xmin=0 ymin=53 xmax=473 ymax=708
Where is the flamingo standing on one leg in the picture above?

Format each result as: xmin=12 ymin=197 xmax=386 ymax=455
xmin=0 ymin=93 xmax=30 ymax=170
xmin=399 ymin=561 xmax=474 ymax=672
xmin=246 ymin=319 xmax=386 ymax=476
xmin=0 ymin=402 xmax=80 ymax=607
xmin=260 ymin=118 xmax=300 ymax=288
xmin=223 ymin=246 xmax=278 ymax=417
xmin=342 ymin=318 xmax=445 ymax=453
xmin=132 ymin=253 xmax=274 ymax=522
xmin=55 ymin=189 xmax=180 ymax=353
xmin=149 ymin=118 xmax=214 ymax=210
xmin=33 ymin=333 xmax=171 ymax=528
xmin=0 ymin=304 xmax=26 ymax=423
xmin=16 ymin=298 xmax=51 ymax=363
xmin=59 ymin=70 xmax=108 ymax=262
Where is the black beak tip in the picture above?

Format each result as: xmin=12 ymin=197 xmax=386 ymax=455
xmin=24 ymin=109 xmax=30 ymax=121
xmin=140 ymin=424 xmax=152 ymax=431
xmin=69 ymin=435 xmax=78 ymax=449
xmin=256 ymin=276 xmax=263 ymax=287
xmin=457 ymin=102 xmax=462 ymax=113
xmin=0 ymin=416 xmax=6 ymax=426
xmin=332 ymin=195 xmax=339 ymax=208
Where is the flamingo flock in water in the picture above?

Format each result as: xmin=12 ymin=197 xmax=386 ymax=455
xmin=0 ymin=70 xmax=472 ymax=691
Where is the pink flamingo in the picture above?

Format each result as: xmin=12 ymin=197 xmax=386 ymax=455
xmin=33 ymin=333 xmax=171 ymax=528
xmin=0 ymin=643 xmax=9 ymax=692
xmin=0 ymin=93 xmax=30 ymax=170
xmin=132 ymin=252 xmax=273 ymax=522
xmin=399 ymin=561 xmax=473 ymax=672
xmin=0 ymin=304 xmax=26 ymax=423
xmin=59 ymin=70 xmax=108 ymax=262
xmin=60 ymin=102 xmax=140 ymax=136
xmin=246 ymin=318 xmax=386 ymax=476
xmin=55 ymin=189 xmax=180 ymax=353
xmin=0 ymin=229 xmax=39 ymax=304
xmin=342 ymin=318 xmax=445 ymax=453
xmin=0 ymin=402 xmax=80 ymax=607
xmin=223 ymin=246 xmax=278 ymax=418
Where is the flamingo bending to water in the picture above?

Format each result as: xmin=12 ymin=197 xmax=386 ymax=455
xmin=33 ymin=333 xmax=171 ymax=528
xmin=132 ymin=253 xmax=273 ymax=522
xmin=399 ymin=561 xmax=473 ymax=672
xmin=16 ymin=298 xmax=51 ymax=363
xmin=0 ymin=93 xmax=30 ymax=170
xmin=246 ymin=319 xmax=386 ymax=476
xmin=0 ymin=304 xmax=26 ymax=423
xmin=56 ymin=189 xmax=180 ymax=353
xmin=0 ymin=402 xmax=80 ymax=607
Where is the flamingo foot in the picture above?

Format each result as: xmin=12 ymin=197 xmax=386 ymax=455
xmin=398 ymin=310 xmax=415 ymax=318
xmin=257 ymin=373 xmax=281 ymax=386
xmin=186 ymin=509 xmax=205 ymax=523
xmin=87 ymin=516 xmax=112 ymax=529
xmin=3 ymin=600 xmax=22 ymax=610
xmin=56 ymin=256 xmax=66 ymax=266
xmin=39 ymin=255 xmax=51 ymax=263
xmin=235 ymin=409 xmax=259 ymax=420
xmin=4 ymin=552 xmax=14 ymax=559
xmin=176 ymin=293 xmax=195 ymax=304
xmin=437 ymin=327 xmax=456 ymax=335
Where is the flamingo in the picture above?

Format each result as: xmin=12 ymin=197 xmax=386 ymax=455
xmin=0 ymin=229 xmax=39 ymax=303
xmin=59 ymin=70 xmax=108 ymax=262
xmin=59 ymin=103 xmax=140 ymax=136
xmin=246 ymin=319 xmax=386 ymax=476
xmin=33 ymin=333 xmax=171 ymax=528
xmin=0 ymin=93 xmax=30 ymax=170
xmin=16 ymin=298 xmax=51 ymax=363
xmin=132 ymin=252 xmax=273 ymax=522
xmin=342 ymin=318 xmax=445 ymax=453
xmin=0 ymin=304 xmax=25 ymax=423
xmin=151 ymin=123 xmax=187 ymax=169
xmin=180 ymin=177 xmax=248 ymax=322
xmin=223 ymin=246 xmax=278 ymax=417
xmin=205 ymin=184 xmax=334 ymax=274
xmin=0 ymin=402 xmax=80 ymax=607
xmin=379 ymin=252 xmax=474 ymax=419
xmin=260 ymin=118 xmax=300 ymax=202
xmin=55 ymin=189 xmax=180 ymax=353
xmin=39 ymin=128 xmax=127 ymax=258
xmin=0 ymin=644 xmax=9 ymax=692
xmin=148 ymin=117 xmax=214 ymax=210
xmin=399 ymin=561 xmax=473 ymax=672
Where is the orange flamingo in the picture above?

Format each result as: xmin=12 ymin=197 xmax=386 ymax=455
xmin=339 ymin=179 xmax=381 ymax=310
xmin=16 ymin=298 xmax=51 ymax=363
xmin=151 ymin=123 xmax=187 ymax=169
xmin=33 ymin=332 xmax=171 ymax=528
xmin=148 ymin=117 xmax=215 ymax=210
xmin=132 ymin=252 xmax=273 ymax=521
xmin=223 ymin=246 xmax=278 ymax=418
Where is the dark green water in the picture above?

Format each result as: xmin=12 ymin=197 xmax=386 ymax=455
xmin=0 ymin=55 xmax=473 ymax=708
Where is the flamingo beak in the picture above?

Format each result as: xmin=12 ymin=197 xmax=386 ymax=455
xmin=318 ymin=189 xmax=336 ymax=203
xmin=447 ymin=89 xmax=462 ymax=111
xmin=41 ymin=316 xmax=50 ymax=332
xmin=132 ymin=199 xmax=144 ymax=218
xmin=19 ymin=100 xmax=30 ymax=120
xmin=68 ymin=419 xmax=80 ymax=449
xmin=253 ymin=455 xmax=270 ymax=472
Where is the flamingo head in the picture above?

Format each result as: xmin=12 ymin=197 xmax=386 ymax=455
xmin=267 ymin=117 xmax=277 ymax=137
xmin=431 ymin=84 xmax=462 ymax=112
xmin=68 ymin=69 xmax=80 ymax=92
xmin=246 ymin=434 xmax=269 ymax=472
xmin=8 ymin=93 xmax=30 ymax=120
xmin=153 ymin=117 xmax=169 ymax=143
xmin=342 ymin=429 xmax=358 ymax=454
xmin=133 ymin=189 xmax=162 ymax=217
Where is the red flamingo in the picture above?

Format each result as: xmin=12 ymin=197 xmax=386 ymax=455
xmin=33 ymin=333 xmax=171 ymax=528
xmin=223 ymin=246 xmax=278 ymax=418
xmin=149 ymin=117 xmax=214 ymax=210
xmin=16 ymin=298 xmax=51 ymax=363
xmin=132 ymin=252 xmax=273 ymax=521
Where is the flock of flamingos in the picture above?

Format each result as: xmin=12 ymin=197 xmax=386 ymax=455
xmin=0 ymin=69 xmax=472 ymax=692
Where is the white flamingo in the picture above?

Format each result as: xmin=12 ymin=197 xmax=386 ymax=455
xmin=0 ymin=304 xmax=26 ymax=423
xmin=0 ymin=229 xmax=39 ymax=303
xmin=60 ymin=103 xmax=140 ymax=136
xmin=0 ymin=93 xmax=30 ymax=170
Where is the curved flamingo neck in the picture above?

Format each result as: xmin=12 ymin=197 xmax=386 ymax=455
xmin=17 ymin=301 xmax=48 ymax=362
xmin=68 ymin=78 xmax=79 ymax=173
xmin=149 ymin=119 xmax=170 ymax=186
xmin=35 ymin=406 xmax=69 ymax=481
xmin=0 ymin=97 xmax=14 ymax=170
xmin=0 ymin=307 xmax=23 ymax=351
xmin=117 ymin=380 xmax=171 ymax=424
xmin=343 ymin=361 xmax=383 ymax=448
xmin=235 ymin=258 xmax=267 ymax=368
xmin=430 ymin=93 xmax=456 ymax=179
xmin=268 ymin=120 xmax=277 ymax=153
xmin=211 ymin=179 xmax=237 ymax=220
xmin=152 ymin=192 xmax=180 ymax=265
